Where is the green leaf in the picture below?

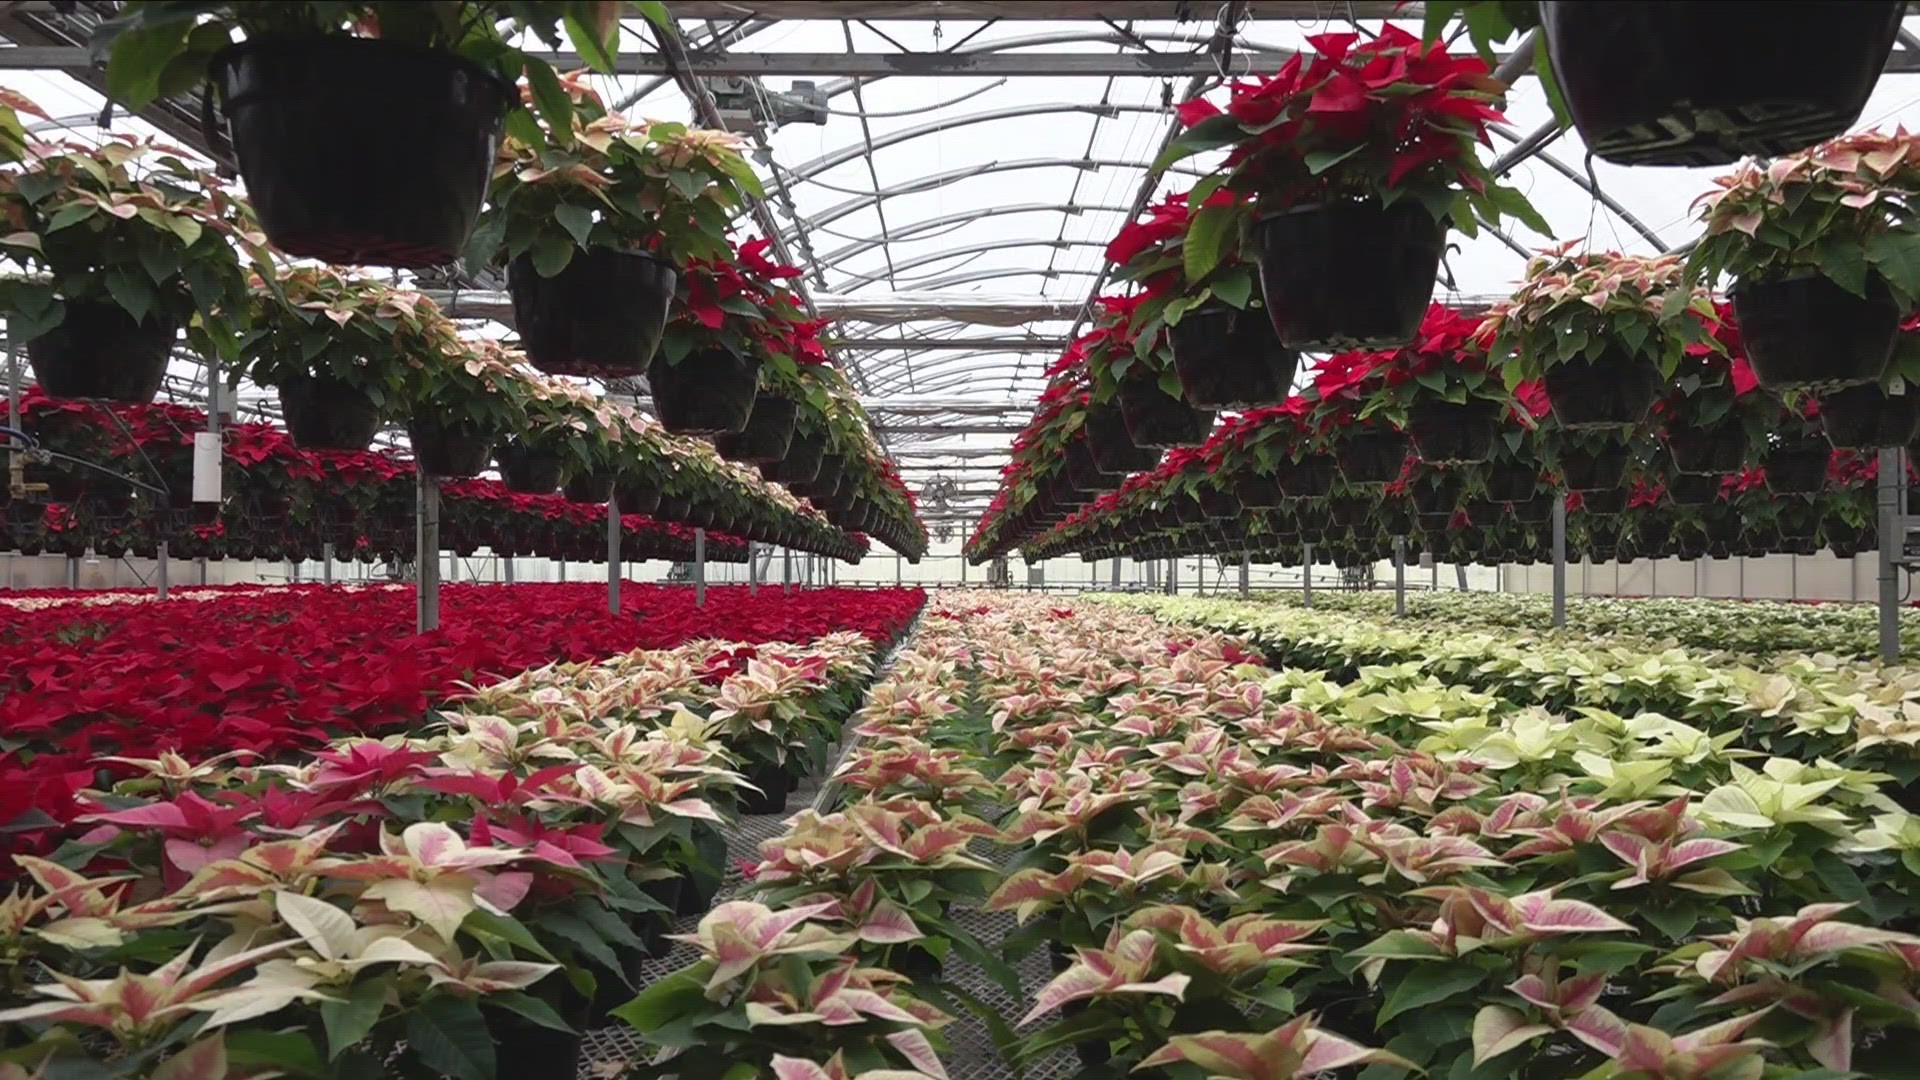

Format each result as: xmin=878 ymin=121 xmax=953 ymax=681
xmin=320 ymin=977 xmax=388 ymax=1060
xmin=612 ymin=963 xmax=714 ymax=1033
xmin=554 ymin=204 xmax=596 ymax=248
xmin=1184 ymin=205 xmax=1236 ymax=284
xmin=530 ymin=235 xmax=576 ymax=277
xmin=522 ymin=57 xmax=574 ymax=146
xmin=1304 ymin=144 xmax=1366 ymax=176
xmin=1151 ymin=113 xmax=1243 ymax=173
xmin=1868 ymin=230 xmax=1920 ymax=305
xmin=404 ymin=995 xmax=495 ymax=1080
xmin=104 ymin=266 xmax=154 ymax=324
xmin=1378 ymin=963 xmax=1486 ymax=1025
xmin=106 ymin=21 xmax=192 ymax=109
xmin=563 ymin=10 xmax=618 ymax=72
xmin=222 ymin=1029 xmax=330 ymax=1079
xmin=482 ymin=989 xmax=576 ymax=1033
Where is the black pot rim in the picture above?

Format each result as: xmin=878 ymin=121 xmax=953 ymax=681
xmin=214 ymin=35 xmax=516 ymax=104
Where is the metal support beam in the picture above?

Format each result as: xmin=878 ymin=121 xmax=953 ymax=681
xmin=1239 ymin=552 xmax=1250 ymax=599
xmin=322 ymin=542 xmax=333 ymax=584
xmin=503 ymin=556 xmax=514 ymax=584
xmin=416 ymin=474 xmax=440 ymax=633
xmin=1879 ymin=447 xmax=1903 ymax=663
xmin=1112 ymin=557 xmax=1121 ymax=590
xmin=1302 ymin=544 xmax=1313 ymax=608
xmin=1551 ymin=493 xmax=1567 ymax=630
xmin=156 ymin=541 xmax=168 ymax=600
xmin=607 ymin=499 xmax=622 ymax=615
xmin=784 ymin=547 xmax=792 ymax=594
xmin=835 ymin=336 xmax=1069 ymax=352
xmin=1393 ymin=536 xmax=1406 ymax=617
xmin=694 ymin=528 xmax=707 ymax=608
xmin=749 ymin=542 xmax=759 ymax=596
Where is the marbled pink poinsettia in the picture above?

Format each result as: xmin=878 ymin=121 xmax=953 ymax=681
xmin=1125 ymin=903 xmax=1325 ymax=977
xmin=1021 ymin=927 xmax=1191 ymax=1026
xmin=1135 ymin=1014 xmax=1409 ymax=1079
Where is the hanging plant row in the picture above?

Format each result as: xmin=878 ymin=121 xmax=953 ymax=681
xmin=971 ymin=127 xmax=1920 ymax=569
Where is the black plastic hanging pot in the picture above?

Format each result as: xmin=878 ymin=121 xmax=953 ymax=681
xmin=714 ymin=393 xmax=799 ymax=464
xmin=562 ymin=469 xmax=616 ymax=504
xmin=1115 ymin=376 xmax=1215 ymax=449
xmin=495 ymin=440 xmax=564 ymax=495
xmin=1255 ymin=199 xmax=1445 ymax=350
xmin=212 ymin=38 xmax=512 ymax=267
xmin=1459 ymin=498 xmax=1503 ymax=529
xmin=1084 ymin=403 xmax=1163 ymax=474
xmin=1537 ymin=1 xmax=1902 ymax=167
xmin=648 ymin=348 xmax=763 ymax=436
xmin=1762 ymin=438 xmax=1830 ymax=495
xmin=1817 ymin=383 xmax=1920 ymax=449
xmin=1166 ymin=303 xmax=1299 ymax=410
xmin=1327 ymin=494 xmax=1373 ymax=529
xmin=760 ymin=429 xmax=827 ymax=485
xmin=276 ymin=375 xmax=383 ymax=451
xmin=1481 ymin=459 xmax=1541 ymax=503
xmin=1232 ymin=472 xmax=1285 ymax=508
xmin=613 ymin=477 xmax=663 ymax=518
xmin=27 ymin=300 xmax=177 ymax=404
xmin=510 ymin=248 xmax=678 ymax=377
xmin=1511 ymin=494 xmax=1556 ymax=525
xmin=1554 ymin=439 xmax=1631 ymax=492
xmin=1197 ymin=486 xmax=1239 ymax=519
xmin=1542 ymin=349 xmax=1664 ymax=429
xmin=655 ymin=496 xmax=692 ymax=524
xmin=1578 ymin=488 xmax=1631 ymax=515
xmin=1664 ymin=422 xmax=1750 ymax=475
xmin=1063 ymin=440 xmax=1113 ymax=493
xmin=1406 ymin=399 xmax=1503 ymax=464
xmin=408 ymin=413 xmax=499 ymax=478
xmin=1409 ymin=471 xmax=1463 ymax=515
xmin=1731 ymin=273 xmax=1900 ymax=391
xmin=1665 ymin=472 xmax=1723 ymax=506
xmin=1332 ymin=429 xmax=1410 ymax=486
xmin=1273 ymin=455 xmax=1336 ymax=498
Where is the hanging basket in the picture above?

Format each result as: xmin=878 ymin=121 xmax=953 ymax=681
xmin=1554 ymin=440 xmax=1632 ymax=492
xmin=1406 ymin=399 xmax=1503 ymax=464
xmin=1166 ymin=303 xmax=1299 ymax=410
xmin=510 ymin=248 xmax=678 ymax=377
xmin=1255 ymin=200 xmax=1444 ymax=350
xmin=27 ymin=300 xmax=177 ymax=404
xmin=1273 ymin=455 xmax=1336 ymax=498
xmin=276 ymin=375 xmax=382 ymax=451
xmin=1537 ymin=1 xmax=1902 ymax=167
xmin=1409 ymin=471 xmax=1463 ymax=515
xmin=1084 ymin=404 xmax=1162 ymax=474
xmin=613 ymin=477 xmax=662 ymax=518
xmin=1479 ymin=459 xmax=1540 ymax=503
xmin=1459 ymin=498 xmax=1503 ymax=529
xmin=1198 ymin=486 xmax=1238 ymax=519
xmin=1511 ymin=494 xmax=1556 ymax=525
xmin=649 ymin=348 xmax=763 ymax=436
xmin=1578 ymin=488 xmax=1631 ymax=514
xmin=1541 ymin=349 xmax=1664 ymax=430
xmin=407 ymin=413 xmax=499 ymax=478
xmin=713 ymin=394 xmax=799 ymax=465
xmin=212 ymin=38 xmax=512 ymax=267
xmin=1231 ymin=472 xmax=1285 ymax=509
xmin=494 ymin=440 xmax=564 ymax=495
xmin=1761 ymin=438 xmax=1830 ymax=495
xmin=1817 ymin=383 xmax=1920 ymax=449
xmin=1115 ymin=376 xmax=1215 ymax=449
xmin=1731 ymin=273 xmax=1900 ymax=392
xmin=759 ymin=429 xmax=827 ymax=484
xmin=1331 ymin=429 xmax=1410 ymax=486
xmin=1664 ymin=422 xmax=1750 ymax=475
xmin=1664 ymin=471 xmax=1723 ymax=505
xmin=562 ymin=469 xmax=616 ymax=505
xmin=1063 ymin=441 xmax=1113 ymax=494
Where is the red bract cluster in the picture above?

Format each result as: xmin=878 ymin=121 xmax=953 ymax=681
xmin=0 ymin=584 xmax=925 ymax=852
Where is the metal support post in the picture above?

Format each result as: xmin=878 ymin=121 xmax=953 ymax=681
xmin=1302 ymin=544 xmax=1314 ymax=607
xmin=694 ymin=527 xmax=707 ymax=608
xmin=1878 ymin=446 xmax=1903 ymax=663
xmin=960 ymin=555 xmax=967 ymax=585
xmin=1393 ymin=536 xmax=1407 ymax=617
xmin=607 ymin=498 xmax=622 ymax=615
xmin=197 ymin=558 xmax=207 ymax=586
xmin=1112 ymin=557 xmax=1121 ymax=590
xmin=896 ymin=552 xmax=902 ymax=586
xmin=1239 ymin=552 xmax=1250 ymax=599
xmin=783 ymin=547 xmax=792 ymax=594
xmin=156 ymin=541 xmax=168 ymax=600
xmin=557 ymin=560 xmax=566 ymax=582
xmin=1455 ymin=564 xmax=1469 ymax=591
xmin=503 ymin=556 xmax=513 ymax=584
xmin=322 ymin=542 xmax=334 ymax=585
xmin=415 ymin=473 xmax=440 ymax=633
xmin=1550 ymin=491 xmax=1567 ymax=630
xmin=290 ymin=560 xmax=300 ymax=584
xmin=64 ymin=555 xmax=77 ymax=589
xmin=749 ymin=542 xmax=759 ymax=596
xmin=1166 ymin=557 xmax=1177 ymax=595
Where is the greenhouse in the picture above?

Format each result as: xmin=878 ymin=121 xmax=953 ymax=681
xmin=6 ymin=1 xmax=1920 ymax=1077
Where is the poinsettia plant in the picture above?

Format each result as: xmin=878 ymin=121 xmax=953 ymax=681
xmin=1310 ymin=304 xmax=1510 ymax=428
xmin=1688 ymin=129 xmax=1920 ymax=310
xmin=0 ymin=130 xmax=270 ymax=357
xmin=469 ymin=70 xmax=763 ymax=277
xmin=1154 ymin=26 xmax=1549 ymax=267
xmin=1482 ymin=247 xmax=1721 ymax=386
xmin=239 ymin=267 xmax=450 ymax=412
xmin=95 ymin=1 xmax=665 ymax=134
